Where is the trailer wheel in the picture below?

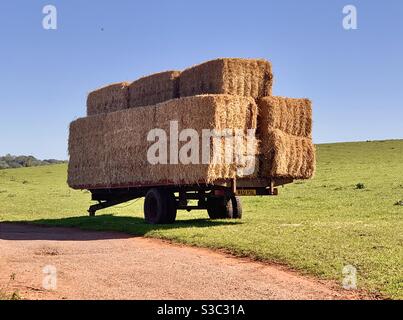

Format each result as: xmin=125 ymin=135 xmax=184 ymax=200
xmin=165 ymin=192 xmax=177 ymax=224
xmin=207 ymin=196 xmax=233 ymax=219
xmin=144 ymin=189 xmax=176 ymax=224
xmin=231 ymin=196 xmax=242 ymax=219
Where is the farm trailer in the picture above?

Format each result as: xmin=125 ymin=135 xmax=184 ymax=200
xmin=85 ymin=176 xmax=293 ymax=224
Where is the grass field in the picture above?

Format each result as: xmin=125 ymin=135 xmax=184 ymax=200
xmin=0 ymin=140 xmax=402 ymax=299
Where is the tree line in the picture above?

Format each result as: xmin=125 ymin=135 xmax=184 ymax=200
xmin=0 ymin=154 xmax=66 ymax=169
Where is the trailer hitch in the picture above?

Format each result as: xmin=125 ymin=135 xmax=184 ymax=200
xmin=88 ymin=195 xmax=137 ymax=216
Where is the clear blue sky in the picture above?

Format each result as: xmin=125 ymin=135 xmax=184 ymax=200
xmin=0 ymin=0 xmax=402 ymax=159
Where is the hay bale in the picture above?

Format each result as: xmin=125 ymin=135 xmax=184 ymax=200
xmin=68 ymin=94 xmax=258 ymax=189
xmin=67 ymin=114 xmax=107 ymax=187
xmin=259 ymin=129 xmax=316 ymax=179
xmin=86 ymin=82 xmax=129 ymax=116
xmin=103 ymin=105 xmax=157 ymax=186
xmin=257 ymin=96 xmax=315 ymax=179
xmin=257 ymin=96 xmax=312 ymax=138
xmin=150 ymin=95 xmax=259 ymax=185
xmin=179 ymin=58 xmax=273 ymax=99
xmin=128 ymin=71 xmax=181 ymax=108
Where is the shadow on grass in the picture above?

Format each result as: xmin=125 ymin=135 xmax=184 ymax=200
xmin=1 ymin=214 xmax=241 ymax=241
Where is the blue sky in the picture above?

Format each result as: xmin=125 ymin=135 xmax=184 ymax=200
xmin=0 ymin=0 xmax=402 ymax=159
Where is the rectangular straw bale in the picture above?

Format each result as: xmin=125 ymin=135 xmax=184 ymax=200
xmin=152 ymin=95 xmax=259 ymax=184
xmin=128 ymin=71 xmax=180 ymax=108
xmin=67 ymin=114 xmax=107 ymax=187
xmin=179 ymin=58 xmax=273 ymax=98
xmin=67 ymin=95 xmax=259 ymax=189
xmin=104 ymin=105 xmax=157 ymax=186
xmin=258 ymin=96 xmax=312 ymax=138
xmin=86 ymin=82 xmax=129 ymax=116
xmin=259 ymin=129 xmax=316 ymax=179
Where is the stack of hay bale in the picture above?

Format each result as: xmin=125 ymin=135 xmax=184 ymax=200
xmin=68 ymin=58 xmax=315 ymax=189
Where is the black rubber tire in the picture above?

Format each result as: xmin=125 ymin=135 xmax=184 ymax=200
xmin=164 ymin=192 xmax=177 ymax=224
xmin=231 ymin=196 xmax=242 ymax=219
xmin=144 ymin=189 xmax=176 ymax=224
xmin=207 ymin=196 xmax=233 ymax=219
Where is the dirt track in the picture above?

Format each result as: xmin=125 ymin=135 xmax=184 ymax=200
xmin=0 ymin=223 xmax=367 ymax=300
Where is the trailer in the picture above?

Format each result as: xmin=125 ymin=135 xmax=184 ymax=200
xmin=86 ymin=177 xmax=293 ymax=224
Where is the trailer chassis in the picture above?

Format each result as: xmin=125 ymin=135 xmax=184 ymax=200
xmin=86 ymin=177 xmax=293 ymax=223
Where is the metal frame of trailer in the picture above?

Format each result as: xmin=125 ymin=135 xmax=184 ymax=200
xmin=85 ymin=177 xmax=293 ymax=224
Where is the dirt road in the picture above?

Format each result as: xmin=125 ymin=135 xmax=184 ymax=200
xmin=0 ymin=223 xmax=366 ymax=300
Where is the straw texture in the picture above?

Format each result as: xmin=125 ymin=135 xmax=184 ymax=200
xmin=68 ymin=94 xmax=258 ymax=189
xmin=257 ymin=95 xmax=316 ymax=179
xmin=67 ymin=114 xmax=107 ymax=187
xmin=257 ymin=96 xmax=312 ymax=138
xmin=86 ymin=82 xmax=129 ymax=116
xmin=179 ymin=58 xmax=273 ymax=99
xmin=128 ymin=71 xmax=180 ymax=108
xmin=259 ymin=129 xmax=316 ymax=179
